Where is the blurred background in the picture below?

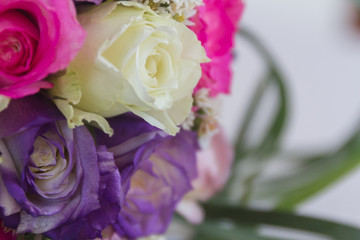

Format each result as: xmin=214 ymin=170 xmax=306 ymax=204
xmin=217 ymin=0 xmax=360 ymax=238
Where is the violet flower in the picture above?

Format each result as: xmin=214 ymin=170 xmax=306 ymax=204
xmin=94 ymin=114 xmax=198 ymax=239
xmin=0 ymin=95 xmax=121 ymax=240
xmin=74 ymin=0 xmax=102 ymax=4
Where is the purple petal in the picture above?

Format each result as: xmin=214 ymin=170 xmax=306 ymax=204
xmin=45 ymin=146 xmax=122 ymax=240
xmin=0 ymin=95 xmax=122 ymax=239
xmin=114 ymin=131 xmax=198 ymax=238
xmin=95 ymin=113 xmax=159 ymax=148
xmin=94 ymin=114 xmax=199 ymax=238
xmin=74 ymin=0 xmax=102 ymax=4
xmin=0 ymin=95 xmax=62 ymax=138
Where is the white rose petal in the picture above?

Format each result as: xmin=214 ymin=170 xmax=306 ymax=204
xmin=49 ymin=1 xmax=208 ymax=135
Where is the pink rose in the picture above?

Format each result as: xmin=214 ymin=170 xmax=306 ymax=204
xmin=0 ymin=0 xmax=85 ymax=99
xmin=192 ymin=128 xmax=234 ymax=200
xmin=177 ymin=128 xmax=234 ymax=223
xmin=191 ymin=0 xmax=245 ymax=97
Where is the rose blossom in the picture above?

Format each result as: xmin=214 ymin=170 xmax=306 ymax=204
xmin=48 ymin=1 xmax=208 ymax=136
xmin=0 ymin=95 xmax=121 ymax=240
xmin=191 ymin=0 xmax=245 ymax=97
xmin=191 ymin=128 xmax=233 ymax=200
xmin=0 ymin=0 xmax=85 ymax=101
xmin=94 ymin=114 xmax=198 ymax=238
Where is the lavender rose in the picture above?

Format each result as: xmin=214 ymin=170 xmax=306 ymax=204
xmin=94 ymin=114 xmax=198 ymax=239
xmin=0 ymin=0 xmax=85 ymax=100
xmin=0 ymin=95 xmax=121 ymax=240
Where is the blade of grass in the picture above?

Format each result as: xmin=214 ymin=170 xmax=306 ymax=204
xmin=221 ymin=28 xmax=289 ymax=203
xmin=272 ymin=126 xmax=360 ymax=209
xmin=234 ymin=28 xmax=289 ymax=160
xmin=224 ymin=28 xmax=360 ymax=210
xmin=203 ymin=204 xmax=360 ymax=240
xmin=194 ymin=220 xmax=278 ymax=240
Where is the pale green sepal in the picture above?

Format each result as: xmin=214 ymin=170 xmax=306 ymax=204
xmin=0 ymin=95 xmax=10 ymax=112
xmin=54 ymin=99 xmax=113 ymax=136
xmin=49 ymin=69 xmax=82 ymax=105
xmin=50 ymin=70 xmax=113 ymax=136
xmin=0 ymin=140 xmax=21 ymax=216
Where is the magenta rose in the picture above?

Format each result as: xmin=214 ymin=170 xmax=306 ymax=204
xmin=191 ymin=0 xmax=245 ymax=97
xmin=0 ymin=0 xmax=85 ymax=99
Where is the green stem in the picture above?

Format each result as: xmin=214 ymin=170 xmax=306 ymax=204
xmin=203 ymin=204 xmax=360 ymax=240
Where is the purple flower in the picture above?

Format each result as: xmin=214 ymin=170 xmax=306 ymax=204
xmin=0 ymin=95 xmax=121 ymax=240
xmin=95 ymin=114 xmax=198 ymax=239
xmin=73 ymin=0 xmax=102 ymax=4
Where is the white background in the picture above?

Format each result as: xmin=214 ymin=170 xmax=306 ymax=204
xmin=220 ymin=0 xmax=360 ymax=228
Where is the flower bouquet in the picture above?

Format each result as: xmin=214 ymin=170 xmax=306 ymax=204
xmin=0 ymin=0 xmax=244 ymax=239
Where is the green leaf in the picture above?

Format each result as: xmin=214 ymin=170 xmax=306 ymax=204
xmin=234 ymin=29 xmax=289 ymax=160
xmin=221 ymin=28 xmax=360 ymax=210
xmin=16 ymin=234 xmax=50 ymax=240
xmin=202 ymin=204 xmax=360 ymax=240
xmin=270 ymin=127 xmax=360 ymax=210
xmin=194 ymin=220 xmax=277 ymax=240
xmin=218 ymin=28 xmax=289 ymax=204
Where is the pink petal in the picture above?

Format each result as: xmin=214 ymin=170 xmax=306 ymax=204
xmin=192 ymin=128 xmax=234 ymax=201
xmin=191 ymin=0 xmax=245 ymax=96
xmin=43 ymin=0 xmax=86 ymax=73
xmin=0 ymin=0 xmax=85 ymax=99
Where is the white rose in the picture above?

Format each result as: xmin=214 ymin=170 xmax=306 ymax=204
xmin=48 ymin=1 xmax=208 ymax=136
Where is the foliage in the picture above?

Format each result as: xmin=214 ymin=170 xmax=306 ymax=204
xmin=189 ymin=28 xmax=360 ymax=240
